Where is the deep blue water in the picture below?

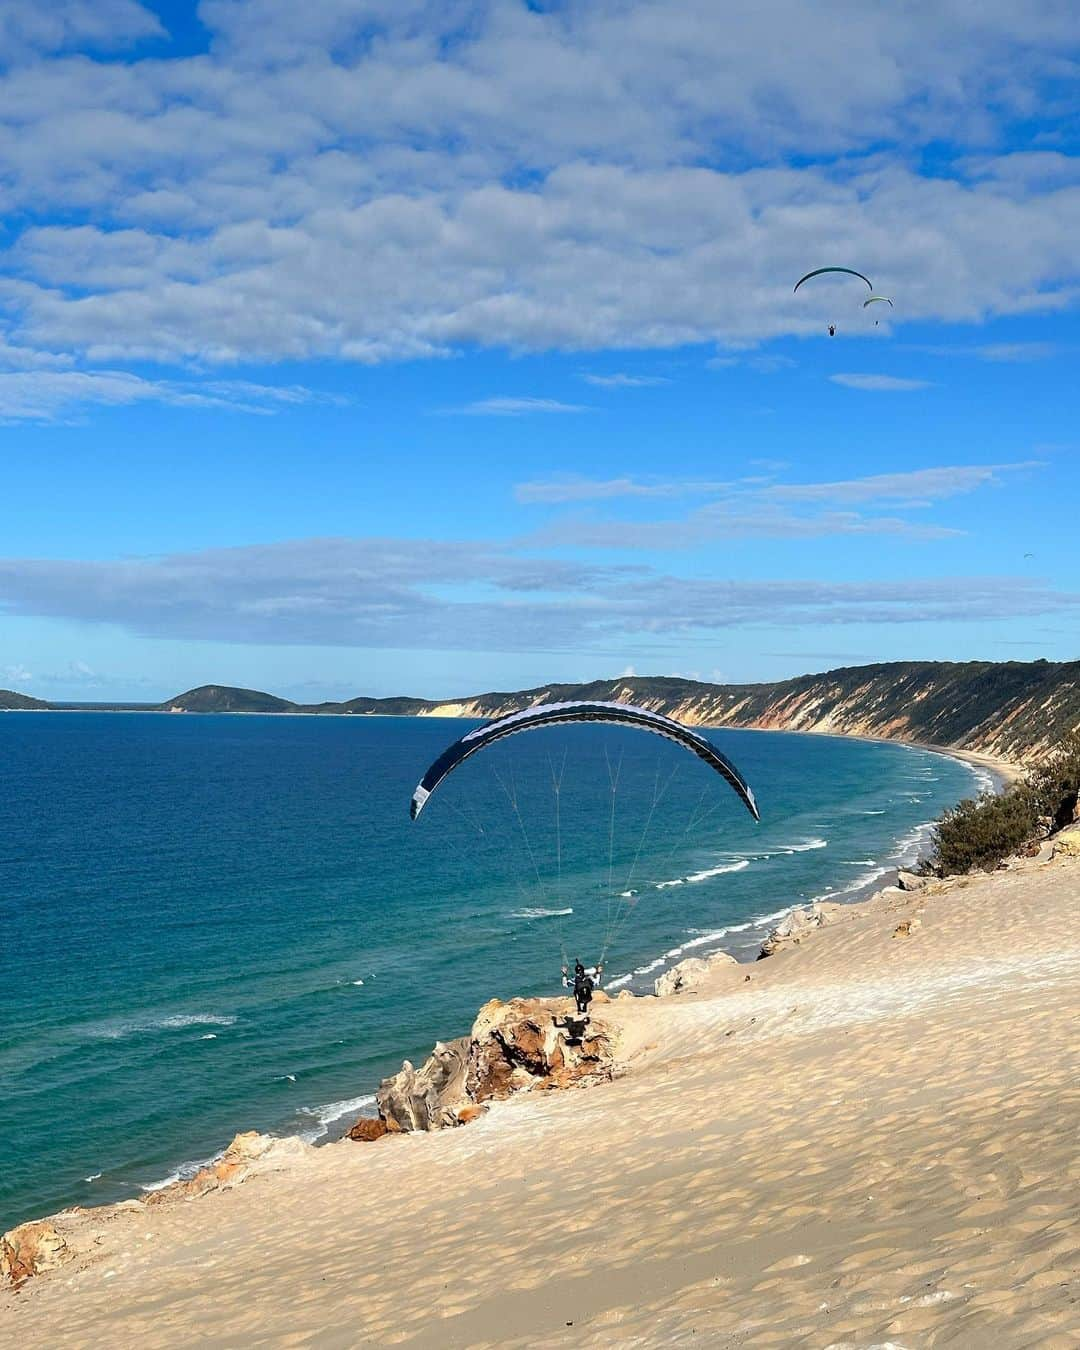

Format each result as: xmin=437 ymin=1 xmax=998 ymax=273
xmin=0 ymin=712 xmax=984 ymax=1229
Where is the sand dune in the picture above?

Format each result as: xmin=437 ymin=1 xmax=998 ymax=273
xmin=4 ymin=856 xmax=1079 ymax=1347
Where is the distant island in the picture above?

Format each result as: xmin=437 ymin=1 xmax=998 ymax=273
xmin=5 ymin=659 xmax=1080 ymax=762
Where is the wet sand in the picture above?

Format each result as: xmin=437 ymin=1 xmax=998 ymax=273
xmin=4 ymin=852 xmax=1078 ymax=1347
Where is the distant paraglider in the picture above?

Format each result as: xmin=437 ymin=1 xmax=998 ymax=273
xmin=863 ymin=295 xmax=893 ymax=327
xmin=793 ymin=267 xmax=874 ymax=295
xmin=794 ymin=266 xmax=875 ymax=335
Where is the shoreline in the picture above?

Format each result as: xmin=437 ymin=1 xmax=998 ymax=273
xmin=0 ymin=704 xmax=1031 ymax=782
xmin=5 ymin=846 xmax=1078 ymax=1344
xmin=4 ymin=740 xmax=1001 ymax=1231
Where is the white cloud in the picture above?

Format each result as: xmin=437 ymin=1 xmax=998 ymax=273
xmin=973 ymin=342 xmax=1060 ymax=362
xmin=515 ymin=476 xmax=728 ymax=504
xmin=514 ymin=461 xmax=1041 ymax=548
xmin=0 ymin=4 xmax=1076 ymax=368
xmin=581 ymin=373 xmax=671 ymax=388
xmin=449 ymin=397 xmax=589 ymax=416
xmin=0 ymin=0 xmax=161 ymax=60
xmin=0 ymin=368 xmax=335 ymax=423
xmin=0 ymin=536 xmax=1075 ymax=651
xmin=767 ymin=462 xmax=1039 ymax=506
xmin=829 ymin=374 xmax=934 ymax=392
xmin=517 ymin=463 xmax=1033 ymax=509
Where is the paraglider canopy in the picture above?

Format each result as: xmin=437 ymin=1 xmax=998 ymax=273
xmin=410 ymin=700 xmax=760 ymax=823
xmin=863 ymin=295 xmax=893 ymax=308
xmin=793 ymin=267 xmax=873 ymax=294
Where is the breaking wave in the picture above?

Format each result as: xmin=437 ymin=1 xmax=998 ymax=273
xmin=91 ymin=1013 xmax=238 ymax=1040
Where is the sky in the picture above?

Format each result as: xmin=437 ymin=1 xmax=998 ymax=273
xmin=1 ymin=0 xmax=1078 ymax=702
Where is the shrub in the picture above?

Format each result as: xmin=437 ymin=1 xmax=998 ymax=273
xmin=1026 ymin=730 xmax=1080 ymax=829
xmin=925 ymin=729 xmax=1080 ymax=876
xmin=928 ymin=788 xmax=1039 ymax=876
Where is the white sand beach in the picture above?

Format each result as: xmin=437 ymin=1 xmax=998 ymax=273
xmin=3 ymin=849 xmax=1078 ymax=1348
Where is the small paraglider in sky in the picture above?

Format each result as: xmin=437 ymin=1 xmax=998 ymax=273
xmin=793 ymin=266 xmax=874 ymax=335
xmin=863 ymin=295 xmax=893 ymax=327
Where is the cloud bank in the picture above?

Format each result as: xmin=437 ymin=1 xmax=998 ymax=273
xmin=0 ymin=0 xmax=1077 ymax=373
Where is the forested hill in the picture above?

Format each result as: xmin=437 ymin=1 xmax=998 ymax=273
xmin=149 ymin=662 xmax=1080 ymax=761
xmin=414 ymin=661 xmax=1080 ymax=763
xmin=0 ymin=688 xmax=49 ymax=710
xmin=5 ymin=661 xmax=1079 ymax=761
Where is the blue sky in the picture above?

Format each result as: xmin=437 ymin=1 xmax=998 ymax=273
xmin=0 ymin=0 xmax=1078 ymax=700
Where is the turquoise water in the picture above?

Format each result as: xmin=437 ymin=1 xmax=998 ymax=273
xmin=0 ymin=712 xmax=984 ymax=1229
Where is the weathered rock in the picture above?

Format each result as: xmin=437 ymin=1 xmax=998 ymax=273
xmin=455 ymin=1103 xmax=488 ymax=1126
xmin=467 ymin=998 xmax=620 ymax=1102
xmin=1 ymin=1221 xmax=71 ymax=1285
xmin=347 ymin=1116 xmax=389 ymax=1143
xmin=650 ymin=949 xmax=740 ymax=998
xmin=143 ymin=1131 xmax=310 ymax=1205
xmin=654 ymin=957 xmax=711 ymax=997
xmin=759 ymin=906 xmax=822 ymax=958
xmin=377 ymin=1037 xmax=470 ymax=1132
xmin=1053 ymin=823 xmax=1080 ymax=858
xmin=893 ymin=917 xmax=922 ymax=937
xmin=897 ymin=870 xmax=928 ymax=892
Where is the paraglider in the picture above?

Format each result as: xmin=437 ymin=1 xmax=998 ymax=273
xmin=409 ymin=700 xmax=760 ymax=822
xmin=863 ymin=295 xmax=893 ymax=327
xmin=793 ymin=267 xmax=873 ymax=295
xmin=409 ymin=700 xmax=760 ymax=986
xmin=793 ymin=267 xmax=874 ymax=335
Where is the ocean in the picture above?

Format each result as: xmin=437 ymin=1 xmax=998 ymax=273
xmin=0 ymin=711 xmax=987 ymax=1230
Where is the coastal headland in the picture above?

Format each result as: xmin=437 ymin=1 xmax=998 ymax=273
xmin=6 ymin=657 xmax=1080 ymax=764
xmin=4 ymin=839 xmax=1078 ymax=1346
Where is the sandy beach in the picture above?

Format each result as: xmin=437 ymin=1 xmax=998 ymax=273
xmin=4 ymin=841 xmax=1078 ymax=1348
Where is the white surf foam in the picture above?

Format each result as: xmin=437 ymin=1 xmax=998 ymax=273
xmin=652 ymin=858 xmax=750 ymax=889
xmin=684 ymin=859 xmax=751 ymax=883
xmin=298 ymin=1093 xmax=378 ymax=1142
xmin=509 ymin=906 xmax=573 ymax=919
xmin=811 ymin=865 xmax=891 ymax=902
xmin=94 ymin=1013 xmax=237 ymax=1040
xmin=141 ymin=1151 xmax=220 ymax=1193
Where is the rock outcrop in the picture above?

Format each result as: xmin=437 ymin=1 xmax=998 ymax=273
xmin=758 ymin=903 xmax=846 ymax=958
xmin=372 ymin=1001 xmax=621 ymax=1136
xmin=1052 ymin=823 xmax=1080 ymax=858
xmin=654 ymin=951 xmax=737 ymax=997
xmin=1 ymin=1220 xmax=72 ymax=1285
xmin=144 ymin=1131 xmax=312 ymax=1205
xmin=376 ymin=1038 xmax=471 ymax=1131
xmin=347 ymin=1116 xmax=392 ymax=1143
xmin=468 ymin=998 xmax=620 ymax=1101
xmin=897 ymin=870 xmax=927 ymax=891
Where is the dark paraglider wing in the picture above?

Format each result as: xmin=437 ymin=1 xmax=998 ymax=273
xmin=863 ymin=295 xmax=893 ymax=308
xmin=793 ymin=266 xmax=874 ymax=293
xmin=410 ymin=700 xmax=760 ymax=822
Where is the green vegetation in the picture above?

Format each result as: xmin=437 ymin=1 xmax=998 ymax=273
xmin=2 ymin=662 xmax=1079 ymax=766
xmin=158 ymin=685 xmax=298 ymax=713
xmin=0 ymin=689 xmax=50 ymax=710
xmin=928 ymin=732 xmax=1080 ymax=876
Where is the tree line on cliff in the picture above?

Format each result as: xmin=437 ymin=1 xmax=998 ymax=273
xmin=5 ymin=658 xmax=1079 ymax=763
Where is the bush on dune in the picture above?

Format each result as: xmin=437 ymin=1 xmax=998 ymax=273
xmin=1026 ymin=729 xmax=1080 ymax=829
xmin=927 ymin=730 xmax=1080 ymax=876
